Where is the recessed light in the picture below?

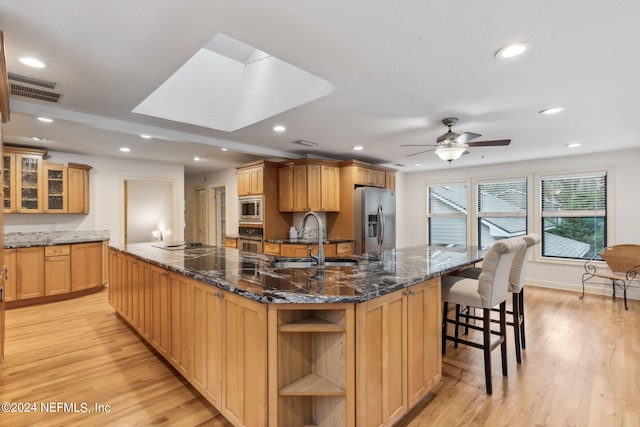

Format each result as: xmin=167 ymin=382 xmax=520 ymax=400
xmin=273 ymin=125 xmax=286 ymax=132
xmin=140 ymin=134 xmax=152 ymax=139
xmin=495 ymin=43 xmax=527 ymax=59
xmin=566 ymin=143 xmax=581 ymax=148
xmin=19 ymin=57 xmax=46 ymax=68
xmin=414 ymin=163 xmax=421 ymax=166
xmin=31 ymin=136 xmax=46 ymax=142
xmin=352 ymin=145 xmax=364 ymax=151
xmin=221 ymin=147 xmax=228 ymax=151
xmin=119 ymin=147 xmax=131 ymax=152
xmin=193 ymin=156 xmax=202 ymax=161
xmin=37 ymin=117 xmax=54 ymax=123
xmin=539 ymin=107 xmax=564 ymax=115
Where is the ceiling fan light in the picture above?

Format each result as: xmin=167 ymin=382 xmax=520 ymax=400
xmin=435 ymin=146 xmax=466 ymax=162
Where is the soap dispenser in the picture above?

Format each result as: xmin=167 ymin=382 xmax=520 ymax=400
xmin=289 ymin=226 xmax=297 ymax=240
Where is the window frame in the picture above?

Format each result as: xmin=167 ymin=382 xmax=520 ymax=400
xmin=426 ymin=180 xmax=470 ymax=247
xmin=537 ymin=170 xmax=608 ymax=261
xmin=475 ymin=177 xmax=528 ymax=249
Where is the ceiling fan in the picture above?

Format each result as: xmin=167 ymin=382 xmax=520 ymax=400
xmin=402 ymin=117 xmax=511 ymax=162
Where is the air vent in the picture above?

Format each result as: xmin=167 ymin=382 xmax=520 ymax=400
xmin=9 ymin=82 xmax=62 ymax=103
xmin=8 ymin=72 xmax=56 ymax=89
xmin=394 ymin=163 xmax=405 ymax=167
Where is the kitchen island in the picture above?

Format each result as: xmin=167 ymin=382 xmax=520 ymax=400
xmin=108 ymin=243 xmax=483 ymax=427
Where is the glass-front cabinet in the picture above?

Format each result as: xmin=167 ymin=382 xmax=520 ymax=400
xmin=3 ymin=152 xmax=15 ymax=212
xmin=45 ymin=164 xmax=67 ymax=213
xmin=16 ymin=153 xmax=44 ymax=213
xmin=3 ymin=146 xmax=47 ymax=214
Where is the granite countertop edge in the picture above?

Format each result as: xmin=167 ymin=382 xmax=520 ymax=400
xmin=108 ymin=243 xmax=483 ymax=305
xmin=5 ymin=230 xmax=111 ymax=249
xmin=263 ymin=238 xmax=354 ymax=244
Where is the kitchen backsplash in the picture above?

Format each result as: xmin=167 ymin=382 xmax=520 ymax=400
xmin=291 ymin=212 xmax=328 ymax=240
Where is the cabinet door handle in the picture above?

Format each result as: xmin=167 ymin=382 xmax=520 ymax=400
xmin=0 ymin=266 xmax=8 ymax=282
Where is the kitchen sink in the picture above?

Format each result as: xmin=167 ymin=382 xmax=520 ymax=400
xmin=270 ymin=258 xmax=358 ymax=269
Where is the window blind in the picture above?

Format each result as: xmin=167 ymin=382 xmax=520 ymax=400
xmin=477 ymin=179 xmax=527 ymax=217
xmin=541 ymin=173 xmax=606 ymax=217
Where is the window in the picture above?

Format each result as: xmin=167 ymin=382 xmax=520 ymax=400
xmin=540 ymin=172 xmax=606 ymax=259
xmin=477 ymin=179 xmax=527 ymax=249
xmin=427 ymin=184 xmax=467 ymax=246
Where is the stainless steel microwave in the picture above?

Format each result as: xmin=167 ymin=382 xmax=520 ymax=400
xmin=238 ymin=195 xmax=262 ymax=223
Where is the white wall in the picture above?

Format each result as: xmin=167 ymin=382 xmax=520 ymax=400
xmin=126 ymin=179 xmax=175 ymax=243
xmin=185 ymin=168 xmax=238 ymax=242
xmin=5 ymin=151 xmax=185 ymax=245
xmin=398 ymin=147 xmax=640 ymax=299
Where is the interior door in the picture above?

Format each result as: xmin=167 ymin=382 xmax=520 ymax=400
xmin=195 ymin=188 xmax=208 ymax=244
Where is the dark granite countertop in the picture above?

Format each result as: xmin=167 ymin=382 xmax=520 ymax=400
xmin=263 ymin=238 xmax=354 ymax=244
xmin=5 ymin=230 xmax=110 ymax=248
xmin=109 ymin=242 xmax=484 ymax=304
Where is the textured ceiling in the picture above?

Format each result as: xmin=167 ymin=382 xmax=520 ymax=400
xmin=1 ymin=0 xmax=639 ymax=175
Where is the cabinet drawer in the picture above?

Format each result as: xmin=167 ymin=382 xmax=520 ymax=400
xmin=336 ymin=242 xmax=353 ymax=255
xmin=224 ymin=237 xmax=238 ymax=248
xmin=45 ymin=245 xmax=71 ymax=256
xmin=263 ymin=242 xmax=281 ymax=255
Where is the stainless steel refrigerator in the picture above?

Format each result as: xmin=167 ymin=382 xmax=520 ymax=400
xmin=354 ymin=187 xmax=396 ymax=254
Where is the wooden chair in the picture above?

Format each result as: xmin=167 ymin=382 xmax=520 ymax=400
xmin=582 ymin=244 xmax=640 ymax=310
xmin=441 ymin=236 xmax=526 ymax=394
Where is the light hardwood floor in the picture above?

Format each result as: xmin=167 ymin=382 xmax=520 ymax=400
xmin=0 ymin=286 xmax=638 ymax=426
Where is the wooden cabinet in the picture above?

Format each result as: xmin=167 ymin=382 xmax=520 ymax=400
xmin=168 ymin=272 xmax=192 ymax=377
xmin=44 ymin=245 xmax=71 ymax=295
xmin=44 ymin=164 xmax=68 ymax=213
xmin=280 ymin=243 xmax=337 ymax=258
xmin=2 ymin=249 xmax=16 ymax=302
xmin=278 ymin=160 xmax=340 ymax=212
xmin=15 ymin=151 xmax=45 ymax=213
xmin=219 ymin=290 xmax=268 ymax=427
xmin=385 ymin=172 xmax=396 ymax=190
xmin=192 ymin=281 xmax=222 ymax=407
xmin=67 ymin=163 xmax=91 ymax=213
xmin=354 ymin=165 xmax=385 ymax=188
xmin=321 ymin=164 xmax=340 ymax=211
xmin=263 ymin=241 xmax=281 ymax=255
xmin=2 ymin=152 xmax=15 ymax=213
xmin=150 ymin=265 xmax=171 ymax=357
xmin=268 ymin=304 xmax=355 ymax=427
xmin=71 ymin=242 xmax=102 ymax=291
xmin=336 ymin=241 xmax=354 ymax=256
xmin=3 ymin=147 xmax=91 ymax=214
xmin=224 ymin=237 xmax=238 ymax=248
xmin=355 ymin=278 xmax=441 ymax=427
xmin=108 ymin=256 xmax=268 ymax=427
xmin=15 ymin=247 xmax=45 ymax=299
xmin=237 ymin=165 xmax=264 ymax=196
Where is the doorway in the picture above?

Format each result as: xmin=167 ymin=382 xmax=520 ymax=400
xmin=192 ymin=185 xmax=226 ymax=246
xmin=124 ymin=179 xmax=176 ymax=244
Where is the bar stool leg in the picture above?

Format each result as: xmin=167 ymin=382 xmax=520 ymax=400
xmin=442 ymin=301 xmax=449 ymax=355
xmin=483 ymin=308 xmax=493 ymax=395
xmin=454 ymin=304 xmax=461 ymax=348
xmin=512 ymin=292 xmax=522 ymax=363
xmin=500 ymin=301 xmax=508 ymax=377
xmin=519 ymin=290 xmax=526 ymax=349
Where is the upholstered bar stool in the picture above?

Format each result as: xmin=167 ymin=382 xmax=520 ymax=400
xmin=456 ymin=234 xmax=540 ymax=363
xmin=441 ymin=237 xmax=525 ymax=394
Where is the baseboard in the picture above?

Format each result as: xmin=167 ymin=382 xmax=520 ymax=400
xmin=526 ymin=279 xmax=640 ymax=301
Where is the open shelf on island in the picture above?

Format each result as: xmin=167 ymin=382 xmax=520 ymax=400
xmin=278 ymin=316 xmax=346 ymax=333
xmin=279 ymin=373 xmax=346 ymax=396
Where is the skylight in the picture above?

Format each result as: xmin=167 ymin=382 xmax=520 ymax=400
xmin=133 ymin=33 xmax=334 ymax=132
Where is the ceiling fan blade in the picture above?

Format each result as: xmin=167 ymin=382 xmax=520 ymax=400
xmin=405 ymin=148 xmax=435 ymax=157
xmin=455 ymin=132 xmax=482 ymax=143
xmin=466 ymin=139 xmax=511 ymax=147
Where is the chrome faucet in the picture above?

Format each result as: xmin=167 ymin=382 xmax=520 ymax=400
xmin=298 ymin=211 xmax=325 ymax=266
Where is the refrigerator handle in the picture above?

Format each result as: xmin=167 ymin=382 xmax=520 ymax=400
xmin=378 ymin=205 xmax=385 ymax=248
